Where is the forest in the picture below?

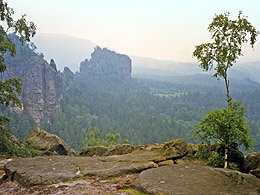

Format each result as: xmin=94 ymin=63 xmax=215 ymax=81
xmin=2 ymin=72 xmax=260 ymax=152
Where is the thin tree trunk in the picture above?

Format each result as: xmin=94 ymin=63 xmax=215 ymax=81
xmin=224 ymin=69 xmax=231 ymax=110
xmin=224 ymin=68 xmax=229 ymax=169
xmin=224 ymin=144 xmax=228 ymax=169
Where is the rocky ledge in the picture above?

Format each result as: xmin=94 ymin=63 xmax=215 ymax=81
xmin=1 ymin=137 xmax=260 ymax=194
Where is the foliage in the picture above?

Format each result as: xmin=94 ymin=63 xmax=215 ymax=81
xmin=0 ymin=0 xmax=36 ymax=111
xmin=194 ymin=144 xmax=210 ymax=159
xmin=83 ymin=126 xmax=128 ymax=147
xmin=193 ymin=11 xmax=258 ymax=78
xmin=192 ymin=101 xmax=254 ymax=154
xmin=193 ymin=11 xmax=257 ymax=168
xmin=0 ymin=134 xmax=40 ymax=157
xmin=193 ymin=11 xmax=259 ymax=109
xmin=83 ymin=126 xmax=103 ymax=147
xmin=207 ymin=152 xmax=224 ymax=168
xmin=0 ymin=0 xmax=36 ymax=156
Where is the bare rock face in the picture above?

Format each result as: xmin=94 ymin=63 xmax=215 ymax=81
xmin=25 ymin=128 xmax=74 ymax=156
xmin=3 ymin=35 xmax=63 ymax=125
xmin=80 ymin=46 xmax=132 ymax=81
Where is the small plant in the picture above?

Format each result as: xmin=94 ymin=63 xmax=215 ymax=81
xmin=116 ymin=178 xmax=133 ymax=190
xmin=207 ymin=152 xmax=224 ymax=168
xmin=195 ymin=144 xmax=210 ymax=159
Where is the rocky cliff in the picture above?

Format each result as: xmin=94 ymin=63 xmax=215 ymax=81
xmin=80 ymin=46 xmax=132 ymax=82
xmin=59 ymin=66 xmax=74 ymax=88
xmin=3 ymin=35 xmax=63 ymax=125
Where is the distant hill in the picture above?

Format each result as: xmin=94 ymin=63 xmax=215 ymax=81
xmin=32 ymin=33 xmax=96 ymax=72
xmin=32 ymin=33 xmax=260 ymax=82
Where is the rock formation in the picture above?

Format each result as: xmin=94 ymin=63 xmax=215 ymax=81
xmin=3 ymin=35 xmax=63 ymax=125
xmin=59 ymin=66 xmax=74 ymax=87
xmin=25 ymin=128 xmax=75 ymax=156
xmin=244 ymin=152 xmax=260 ymax=178
xmin=3 ymin=138 xmax=260 ymax=194
xmin=80 ymin=46 xmax=132 ymax=82
xmin=80 ymin=144 xmax=135 ymax=157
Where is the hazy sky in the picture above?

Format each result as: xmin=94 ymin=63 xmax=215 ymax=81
xmin=6 ymin=0 xmax=260 ymax=62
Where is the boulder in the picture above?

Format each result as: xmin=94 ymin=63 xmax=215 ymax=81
xmin=133 ymin=164 xmax=260 ymax=195
xmin=25 ymin=128 xmax=73 ymax=156
xmin=244 ymin=152 xmax=260 ymax=173
xmin=158 ymin=139 xmax=187 ymax=161
xmin=107 ymin=144 xmax=135 ymax=156
xmin=250 ymin=169 xmax=260 ymax=178
xmin=80 ymin=144 xmax=135 ymax=157
xmin=186 ymin=143 xmax=197 ymax=157
xmin=80 ymin=146 xmax=108 ymax=157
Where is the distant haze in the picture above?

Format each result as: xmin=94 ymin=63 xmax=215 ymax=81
xmin=32 ymin=33 xmax=260 ymax=83
xmin=7 ymin=0 xmax=260 ymax=63
xmin=32 ymin=33 xmax=202 ymax=74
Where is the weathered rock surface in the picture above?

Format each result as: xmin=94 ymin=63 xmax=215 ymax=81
xmin=80 ymin=139 xmax=187 ymax=161
xmin=134 ymin=164 xmax=260 ymax=195
xmin=25 ymin=128 xmax=74 ymax=156
xmin=3 ymin=138 xmax=260 ymax=194
xmin=3 ymin=155 xmax=156 ymax=187
xmin=3 ymin=139 xmax=188 ymax=187
xmin=3 ymin=35 xmax=63 ymax=125
xmin=80 ymin=144 xmax=135 ymax=157
xmin=244 ymin=152 xmax=260 ymax=177
xmin=80 ymin=46 xmax=132 ymax=81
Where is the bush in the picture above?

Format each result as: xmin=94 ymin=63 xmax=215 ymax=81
xmin=207 ymin=152 xmax=224 ymax=168
xmin=195 ymin=144 xmax=210 ymax=159
xmin=0 ymin=135 xmax=40 ymax=158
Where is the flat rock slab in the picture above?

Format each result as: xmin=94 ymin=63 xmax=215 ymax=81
xmin=4 ymin=156 xmax=155 ymax=187
xmin=134 ymin=164 xmax=260 ymax=195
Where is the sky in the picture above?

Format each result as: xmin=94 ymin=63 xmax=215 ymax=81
xmin=6 ymin=0 xmax=260 ymax=63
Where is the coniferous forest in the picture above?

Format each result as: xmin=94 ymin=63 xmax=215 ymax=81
xmin=2 ymin=70 xmax=260 ymax=152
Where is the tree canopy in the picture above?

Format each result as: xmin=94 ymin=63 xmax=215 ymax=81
xmin=192 ymin=11 xmax=258 ymax=168
xmin=192 ymin=101 xmax=254 ymax=151
xmin=193 ymin=11 xmax=259 ymax=108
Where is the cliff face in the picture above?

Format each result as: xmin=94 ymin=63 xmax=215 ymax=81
xmin=59 ymin=66 xmax=74 ymax=87
xmin=3 ymin=35 xmax=63 ymax=125
xmin=80 ymin=47 xmax=132 ymax=81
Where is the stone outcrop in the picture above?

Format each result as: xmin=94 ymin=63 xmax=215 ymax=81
xmin=133 ymin=164 xmax=260 ymax=195
xmin=80 ymin=144 xmax=135 ymax=157
xmin=80 ymin=139 xmax=187 ymax=162
xmin=3 ymin=155 xmax=156 ymax=187
xmin=25 ymin=128 xmax=75 ymax=156
xmin=3 ymin=35 xmax=63 ymax=125
xmin=59 ymin=67 xmax=74 ymax=87
xmin=244 ymin=152 xmax=260 ymax=178
xmin=3 ymin=138 xmax=260 ymax=193
xmin=80 ymin=46 xmax=132 ymax=81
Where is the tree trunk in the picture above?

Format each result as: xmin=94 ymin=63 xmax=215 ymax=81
xmin=224 ymin=73 xmax=230 ymax=110
xmin=224 ymin=144 xmax=228 ymax=169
